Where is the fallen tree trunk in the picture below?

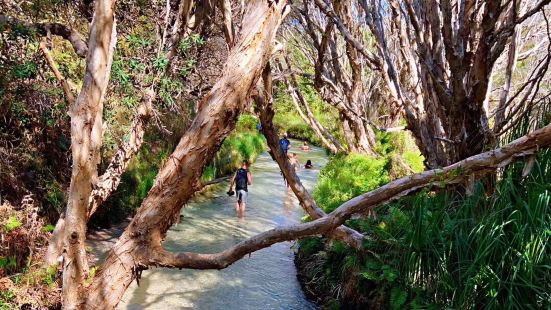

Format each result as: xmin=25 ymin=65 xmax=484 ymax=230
xmin=151 ymin=121 xmax=551 ymax=269
xmin=83 ymin=1 xmax=290 ymax=308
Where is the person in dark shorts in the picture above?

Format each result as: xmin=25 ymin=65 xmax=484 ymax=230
xmin=229 ymin=160 xmax=253 ymax=216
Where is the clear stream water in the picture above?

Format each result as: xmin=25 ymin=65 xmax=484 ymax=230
xmin=89 ymin=140 xmax=328 ymax=309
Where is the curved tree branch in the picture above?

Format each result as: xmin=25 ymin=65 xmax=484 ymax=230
xmin=152 ymin=122 xmax=551 ymax=270
xmin=0 ymin=15 xmax=88 ymax=58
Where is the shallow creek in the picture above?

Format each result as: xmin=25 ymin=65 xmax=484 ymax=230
xmin=88 ymin=140 xmax=327 ymax=309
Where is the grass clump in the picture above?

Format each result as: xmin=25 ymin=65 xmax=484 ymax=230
xmin=313 ymin=153 xmax=389 ymax=213
xmin=299 ymin=147 xmax=551 ymax=309
xmin=4 ymin=217 xmax=22 ymax=232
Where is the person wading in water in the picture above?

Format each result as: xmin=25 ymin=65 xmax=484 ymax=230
xmin=279 ymin=133 xmax=291 ymax=154
xmin=229 ymin=160 xmax=253 ymax=217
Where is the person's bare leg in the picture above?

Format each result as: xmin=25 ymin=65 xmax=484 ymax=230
xmin=237 ymin=202 xmax=245 ymax=218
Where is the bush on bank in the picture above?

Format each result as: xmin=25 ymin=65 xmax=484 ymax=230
xmin=91 ymin=114 xmax=266 ymax=227
xmin=201 ymin=114 xmax=266 ymax=182
xmin=298 ymin=131 xmax=550 ymax=309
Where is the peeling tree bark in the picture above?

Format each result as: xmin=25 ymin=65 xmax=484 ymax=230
xmin=83 ymin=1 xmax=289 ymax=308
xmin=218 ymin=0 xmax=235 ymax=47
xmin=61 ymin=0 xmax=117 ymax=308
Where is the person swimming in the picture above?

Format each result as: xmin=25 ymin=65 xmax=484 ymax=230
xmin=304 ymin=159 xmax=313 ymax=169
xmin=300 ymin=141 xmax=310 ymax=151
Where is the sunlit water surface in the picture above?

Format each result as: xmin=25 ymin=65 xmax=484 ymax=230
xmin=90 ymin=140 xmax=327 ymax=309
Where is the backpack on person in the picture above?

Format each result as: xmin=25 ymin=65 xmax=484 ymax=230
xmin=235 ymin=168 xmax=248 ymax=191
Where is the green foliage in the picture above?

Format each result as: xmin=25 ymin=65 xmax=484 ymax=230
xmin=44 ymin=182 xmax=66 ymax=214
xmin=273 ymin=76 xmax=342 ymax=147
xmin=0 ymin=288 xmax=16 ymax=310
xmin=91 ymin=145 xmax=167 ymax=227
xmin=0 ymin=256 xmax=17 ymax=270
xmin=179 ymin=33 xmax=206 ymax=54
xmin=11 ymin=61 xmax=38 ymax=79
xmin=41 ymin=224 xmax=56 ymax=233
xmin=201 ymin=115 xmax=266 ymax=182
xmin=153 ymin=54 xmax=168 ymax=71
xmin=119 ymin=147 xmax=164 ymax=210
xmin=4 ymin=216 xmax=22 ymax=232
xmin=313 ymin=153 xmax=389 ymax=213
xmin=302 ymin=148 xmax=551 ymax=309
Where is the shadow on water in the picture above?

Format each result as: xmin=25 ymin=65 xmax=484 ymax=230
xmin=89 ymin=140 xmax=327 ymax=310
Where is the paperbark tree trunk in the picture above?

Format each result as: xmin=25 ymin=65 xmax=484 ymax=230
xmin=61 ymin=0 xmax=117 ymax=308
xmin=83 ymin=1 xmax=289 ymax=308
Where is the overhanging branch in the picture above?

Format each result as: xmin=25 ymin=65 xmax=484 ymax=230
xmin=152 ymin=122 xmax=551 ymax=270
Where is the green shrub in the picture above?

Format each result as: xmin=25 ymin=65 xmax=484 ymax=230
xmin=41 ymin=224 xmax=56 ymax=233
xmin=0 ymin=256 xmax=17 ymax=270
xmin=201 ymin=115 xmax=266 ymax=182
xmin=313 ymin=153 xmax=389 ymax=213
xmin=302 ymin=148 xmax=551 ymax=309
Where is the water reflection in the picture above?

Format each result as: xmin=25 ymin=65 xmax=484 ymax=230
xmin=93 ymin=140 xmax=328 ymax=309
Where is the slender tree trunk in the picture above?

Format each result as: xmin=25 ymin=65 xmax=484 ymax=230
xmin=495 ymin=24 xmax=521 ymax=132
xmin=83 ymin=1 xmax=289 ymax=308
xmin=278 ymin=63 xmax=342 ymax=153
xmin=340 ymin=114 xmax=356 ymax=152
xmin=61 ymin=0 xmax=117 ymax=308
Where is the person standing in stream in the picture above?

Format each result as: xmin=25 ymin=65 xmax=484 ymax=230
xmin=229 ymin=160 xmax=253 ymax=217
xmin=279 ymin=133 xmax=291 ymax=154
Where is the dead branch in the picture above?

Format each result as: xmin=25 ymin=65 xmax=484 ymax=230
xmin=39 ymin=38 xmax=76 ymax=105
xmin=0 ymin=15 xmax=88 ymax=58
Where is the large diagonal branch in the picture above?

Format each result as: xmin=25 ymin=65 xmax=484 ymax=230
xmin=152 ymin=122 xmax=551 ymax=270
xmin=84 ymin=2 xmax=290 ymax=308
xmin=0 ymin=15 xmax=88 ymax=58
xmin=257 ymin=63 xmax=363 ymax=249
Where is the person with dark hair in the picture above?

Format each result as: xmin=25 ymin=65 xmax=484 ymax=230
xmin=304 ymin=159 xmax=313 ymax=169
xmin=229 ymin=160 xmax=252 ymax=217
